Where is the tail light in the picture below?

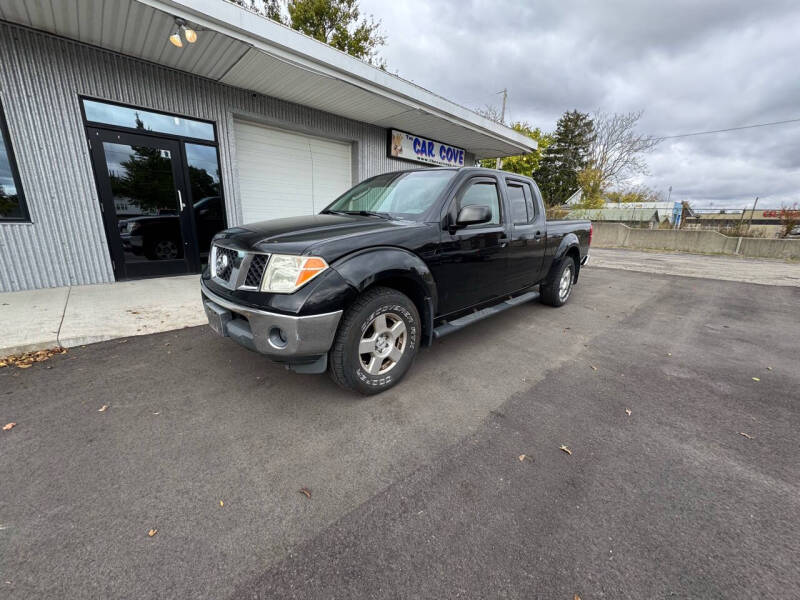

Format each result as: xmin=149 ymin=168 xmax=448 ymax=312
xmin=588 ymin=223 xmax=593 ymax=246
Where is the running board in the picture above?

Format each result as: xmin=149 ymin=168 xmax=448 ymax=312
xmin=433 ymin=290 xmax=540 ymax=339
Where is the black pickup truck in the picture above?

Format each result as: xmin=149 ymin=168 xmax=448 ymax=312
xmin=201 ymin=167 xmax=591 ymax=394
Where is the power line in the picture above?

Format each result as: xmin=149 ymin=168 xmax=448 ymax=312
xmin=658 ymin=117 xmax=800 ymax=139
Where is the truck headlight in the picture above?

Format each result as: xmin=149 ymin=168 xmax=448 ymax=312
xmin=261 ymin=255 xmax=328 ymax=293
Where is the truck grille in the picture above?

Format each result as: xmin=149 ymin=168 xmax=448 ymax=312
xmin=211 ymin=244 xmax=269 ymax=290
xmin=245 ymin=254 xmax=269 ymax=288
xmin=213 ymin=246 xmax=238 ymax=283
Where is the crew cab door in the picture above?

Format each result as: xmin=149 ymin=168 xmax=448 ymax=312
xmin=432 ymin=175 xmax=511 ymax=316
xmin=504 ymin=177 xmax=547 ymax=289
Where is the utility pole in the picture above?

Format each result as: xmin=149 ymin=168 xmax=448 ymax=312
xmin=746 ymin=196 xmax=759 ymax=234
xmin=495 ymin=88 xmax=507 ymax=170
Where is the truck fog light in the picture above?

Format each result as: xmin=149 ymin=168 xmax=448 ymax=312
xmin=269 ymin=327 xmax=288 ymax=349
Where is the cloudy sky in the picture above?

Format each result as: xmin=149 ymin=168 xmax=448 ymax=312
xmin=359 ymin=0 xmax=800 ymax=208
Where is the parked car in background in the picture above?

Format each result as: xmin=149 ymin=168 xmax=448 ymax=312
xmin=119 ymin=196 xmax=226 ymax=260
xmin=201 ymin=168 xmax=591 ymax=394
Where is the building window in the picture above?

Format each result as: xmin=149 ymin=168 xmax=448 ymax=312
xmin=0 ymin=101 xmax=29 ymax=222
xmin=82 ymin=99 xmax=215 ymax=141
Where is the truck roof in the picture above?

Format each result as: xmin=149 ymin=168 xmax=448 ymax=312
xmin=394 ymin=166 xmax=535 ymax=180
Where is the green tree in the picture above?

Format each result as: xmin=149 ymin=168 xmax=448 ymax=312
xmin=605 ymin=186 xmax=664 ymax=204
xmin=575 ymin=168 xmax=604 ymax=208
xmin=188 ymin=165 xmax=220 ymax=203
xmin=479 ymin=122 xmax=553 ymax=177
xmin=534 ymin=110 xmax=595 ymax=206
xmin=109 ymin=145 xmax=175 ymax=214
xmin=233 ymin=0 xmax=386 ymax=66
xmin=0 ymin=184 xmax=21 ymax=217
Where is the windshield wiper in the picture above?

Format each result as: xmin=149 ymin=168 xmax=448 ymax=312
xmin=321 ymin=209 xmax=349 ymax=216
xmin=343 ymin=210 xmax=393 ymax=219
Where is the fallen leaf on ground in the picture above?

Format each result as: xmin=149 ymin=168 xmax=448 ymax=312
xmin=98 ymin=405 xmax=108 ymax=412
xmin=518 ymin=454 xmax=528 ymax=462
xmin=575 ymin=595 xmax=582 ymax=600
xmin=625 ymin=408 xmax=632 ymax=416
xmin=752 ymin=377 xmax=760 ymax=382
xmin=590 ymin=365 xmax=597 ymax=371
xmin=219 ymin=500 xmax=224 ymax=507
xmin=667 ymin=352 xmax=672 ymax=357
xmin=0 ymin=347 xmax=66 ymax=369
xmin=560 ymin=445 xmax=572 ymax=456
xmin=3 ymin=422 xmax=16 ymax=431
xmin=739 ymin=432 xmax=753 ymax=439
xmin=766 ymin=366 xmax=773 ymax=371
xmin=147 ymin=528 xmax=158 ymax=537
xmin=299 ymin=488 xmax=312 ymax=499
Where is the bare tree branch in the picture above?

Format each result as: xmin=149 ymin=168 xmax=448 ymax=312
xmin=589 ymin=111 xmax=661 ymax=187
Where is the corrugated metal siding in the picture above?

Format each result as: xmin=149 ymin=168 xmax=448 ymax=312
xmin=0 ymin=22 xmax=421 ymax=291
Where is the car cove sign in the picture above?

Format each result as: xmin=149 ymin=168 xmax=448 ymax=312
xmin=388 ymin=129 xmax=466 ymax=167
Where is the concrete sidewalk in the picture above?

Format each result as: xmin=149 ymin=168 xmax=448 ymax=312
xmin=0 ymin=275 xmax=205 ymax=357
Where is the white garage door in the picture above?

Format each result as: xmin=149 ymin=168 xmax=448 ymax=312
xmin=234 ymin=120 xmax=352 ymax=223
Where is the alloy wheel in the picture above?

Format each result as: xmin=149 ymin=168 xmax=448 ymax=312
xmin=559 ymin=264 xmax=573 ymax=301
xmin=358 ymin=312 xmax=407 ymax=375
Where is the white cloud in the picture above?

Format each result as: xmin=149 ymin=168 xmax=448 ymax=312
xmin=360 ymin=0 xmax=800 ymax=207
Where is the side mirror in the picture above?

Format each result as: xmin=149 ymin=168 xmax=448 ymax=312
xmin=455 ymin=204 xmax=491 ymax=229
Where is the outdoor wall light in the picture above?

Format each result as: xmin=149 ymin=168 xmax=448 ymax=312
xmin=169 ymin=17 xmax=197 ymax=48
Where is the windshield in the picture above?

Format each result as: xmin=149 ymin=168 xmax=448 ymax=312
xmin=323 ymin=170 xmax=457 ymax=220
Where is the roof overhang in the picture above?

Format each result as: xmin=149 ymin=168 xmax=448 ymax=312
xmin=0 ymin=0 xmax=535 ymax=159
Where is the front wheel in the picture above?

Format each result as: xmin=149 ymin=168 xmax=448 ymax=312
xmin=328 ymin=287 xmax=420 ymax=395
xmin=540 ymin=258 xmax=576 ymax=307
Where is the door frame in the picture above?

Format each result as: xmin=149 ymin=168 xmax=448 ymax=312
xmin=86 ymin=127 xmax=197 ymax=280
xmin=81 ymin=96 xmax=227 ymax=280
xmin=433 ymin=174 xmax=512 ymax=316
xmin=502 ymin=176 xmax=548 ymax=288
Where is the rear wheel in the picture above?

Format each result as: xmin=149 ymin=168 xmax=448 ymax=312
xmin=540 ymin=257 xmax=575 ymax=307
xmin=328 ymin=287 xmax=420 ymax=395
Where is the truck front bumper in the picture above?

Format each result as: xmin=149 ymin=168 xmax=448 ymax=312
xmin=200 ymin=280 xmax=342 ymax=373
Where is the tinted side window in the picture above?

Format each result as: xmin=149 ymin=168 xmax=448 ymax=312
xmin=524 ymin=183 xmax=538 ymax=220
xmin=458 ymin=181 xmax=501 ymax=226
xmin=507 ymin=184 xmax=528 ymax=224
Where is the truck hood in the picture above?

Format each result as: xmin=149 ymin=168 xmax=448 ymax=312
xmin=212 ymin=214 xmax=427 ymax=261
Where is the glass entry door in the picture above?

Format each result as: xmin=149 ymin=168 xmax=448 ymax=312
xmin=88 ymin=128 xmax=197 ymax=279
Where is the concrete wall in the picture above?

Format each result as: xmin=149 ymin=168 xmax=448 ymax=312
xmin=0 ymin=23 xmax=474 ymax=292
xmin=593 ymin=223 xmax=800 ymax=260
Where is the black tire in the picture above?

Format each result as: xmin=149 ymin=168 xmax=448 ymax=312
xmin=540 ymin=257 xmax=576 ymax=307
xmin=328 ymin=286 xmax=420 ymax=395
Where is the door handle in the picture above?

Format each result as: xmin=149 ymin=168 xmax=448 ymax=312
xmin=178 ymin=190 xmax=186 ymax=212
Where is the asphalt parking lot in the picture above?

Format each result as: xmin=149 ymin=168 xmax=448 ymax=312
xmin=2 ymin=264 xmax=799 ymax=599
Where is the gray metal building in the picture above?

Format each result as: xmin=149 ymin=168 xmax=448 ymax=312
xmin=0 ymin=0 xmax=534 ymax=292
